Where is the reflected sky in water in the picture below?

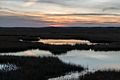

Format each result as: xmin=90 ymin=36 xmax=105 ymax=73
xmin=0 ymin=49 xmax=52 ymax=57
xmin=58 ymin=50 xmax=120 ymax=70
xmin=38 ymin=39 xmax=96 ymax=45
xmin=0 ymin=63 xmax=18 ymax=72
xmin=1 ymin=49 xmax=120 ymax=70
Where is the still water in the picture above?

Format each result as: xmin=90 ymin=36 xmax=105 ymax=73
xmin=58 ymin=50 xmax=120 ymax=70
xmin=0 ymin=63 xmax=18 ymax=72
xmin=1 ymin=49 xmax=120 ymax=70
xmin=38 ymin=39 xmax=97 ymax=45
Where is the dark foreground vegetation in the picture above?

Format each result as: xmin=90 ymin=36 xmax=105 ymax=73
xmin=0 ymin=27 xmax=120 ymax=54
xmin=79 ymin=70 xmax=120 ymax=80
xmin=0 ymin=56 xmax=84 ymax=80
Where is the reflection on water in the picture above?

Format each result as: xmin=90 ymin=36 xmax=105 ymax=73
xmin=58 ymin=50 xmax=120 ymax=70
xmin=0 ymin=63 xmax=18 ymax=72
xmin=50 ymin=50 xmax=120 ymax=80
xmin=0 ymin=49 xmax=53 ymax=57
xmin=49 ymin=71 xmax=80 ymax=80
xmin=1 ymin=49 xmax=120 ymax=80
xmin=1 ymin=49 xmax=120 ymax=70
xmin=38 ymin=39 xmax=96 ymax=45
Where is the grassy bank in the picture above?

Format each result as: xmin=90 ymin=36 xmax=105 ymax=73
xmin=0 ymin=41 xmax=120 ymax=54
xmin=79 ymin=70 xmax=120 ymax=80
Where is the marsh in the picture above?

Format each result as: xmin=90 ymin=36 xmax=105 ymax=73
xmin=0 ymin=27 xmax=120 ymax=80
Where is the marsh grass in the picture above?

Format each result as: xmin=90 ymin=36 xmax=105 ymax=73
xmin=79 ymin=70 xmax=120 ymax=80
xmin=0 ymin=56 xmax=84 ymax=80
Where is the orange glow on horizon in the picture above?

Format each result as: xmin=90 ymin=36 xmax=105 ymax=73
xmin=49 ymin=24 xmax=65 ymax=27
xmin=2 ymin=11 xmax=120 ymax=26
xmin=41 ymin=15 xmax=120 ymax=26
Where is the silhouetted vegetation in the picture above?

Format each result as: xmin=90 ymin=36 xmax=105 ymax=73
xmin=20 ymin=36 xmax=40 ymax=41
xmin=0 ymin=27 xmax=120 ymax=54
xmin=0 ymin=27 xmax=120 ymax=43
xmin=79 ymin=70 xmax=120 ymax=80
xmin=0 ymin=41 xmax=120 ymax=55
xmin=0 ymin=56 xmax=84 ymax=80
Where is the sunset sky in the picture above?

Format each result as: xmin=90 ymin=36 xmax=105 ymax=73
xmin=0 ymin=0 xmax=120 ymax=27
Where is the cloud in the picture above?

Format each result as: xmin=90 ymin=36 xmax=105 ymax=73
xmin=37 ymin=0 xmax=120 ymax=8
xmin=1 ymin=0 xmax=120 ymax=14
xmin=46 ymin=13 xmax=120 ymax=16
xmin=38 ymin=0 xmax=120 ymax=13
xmin=0 ymin=0 xmax=120 ymax=27
xmin=22 ymin=0 xmax=38 ymax=7
xmin=103 ymin=7 xmax=120 ymax=12
xmin=37 ymin=0 xmax=90 ymax=8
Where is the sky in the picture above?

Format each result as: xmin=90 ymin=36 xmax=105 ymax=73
xmin=0 ymin=0 xmax=120 ymax=27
